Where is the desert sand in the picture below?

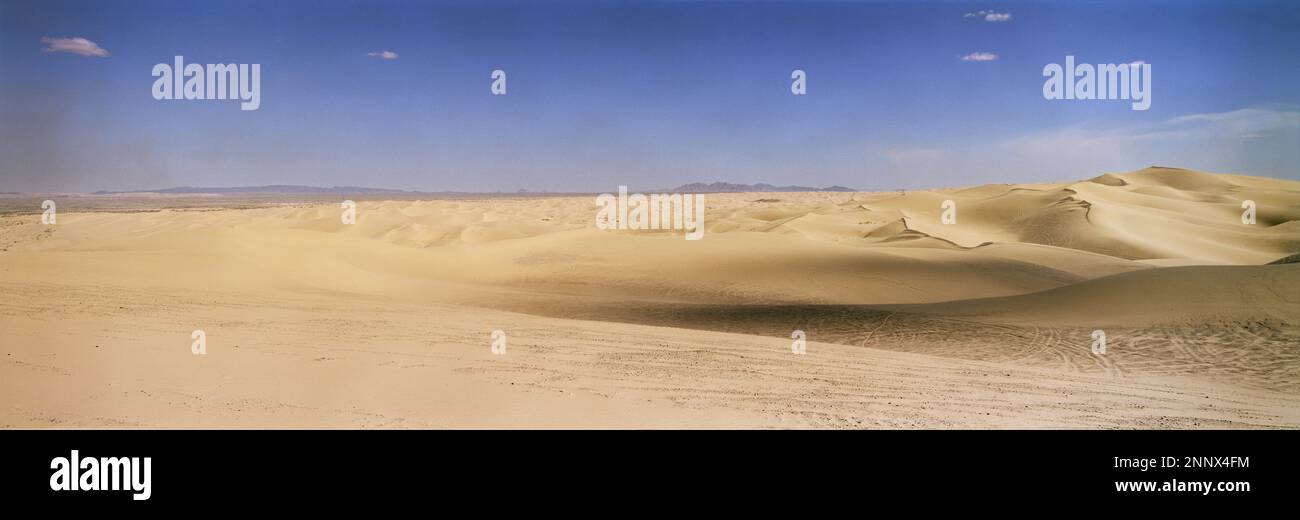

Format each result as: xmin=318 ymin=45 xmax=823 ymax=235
xmin=2 ymin=166 xmax=1298 ymax=428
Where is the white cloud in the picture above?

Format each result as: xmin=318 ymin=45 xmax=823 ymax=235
xmin=964 ymin=10 xmax=1012 ymax=22
xmin=40 ymin=37 xmax=109 ymax=57
xmin=960 ymin=52 xmax=999 ymax=62
xmin=367 ymin=50 xmax=399 ymax=60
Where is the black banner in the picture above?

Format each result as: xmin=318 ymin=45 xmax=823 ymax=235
xmin=0 ymin=430 xmax=1291 ymax=509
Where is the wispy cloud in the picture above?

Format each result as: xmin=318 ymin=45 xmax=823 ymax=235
xmin=366 ymin=50 xmax=399 ymax=60
xmin=960 ymin=52 xmax=998 ymax=62
xmin=964 ymin=10 xmax=1012 ymax=22
xmin=40 ymin=37 xmax=109 ymax=57
xmin=1161 ymin=107 xmax=1300 ymax=140
xmin=882 ymin=107 xmax=1300 ymax=184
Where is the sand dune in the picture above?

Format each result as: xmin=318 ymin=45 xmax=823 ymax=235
xmin=902 ymin=264 xmax=1300 ymax=328
xmin=2 ymin=167 xmax=1298 ymax=428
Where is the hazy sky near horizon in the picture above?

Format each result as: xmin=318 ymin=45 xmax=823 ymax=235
xmin=1 ymin=0 xmax=1298 ymax=193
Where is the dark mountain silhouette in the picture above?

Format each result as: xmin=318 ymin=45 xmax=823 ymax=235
xmin=666 ymin=182 xmax=855 ymax=193
xmin=93 ymin=185 xmax=410 ymax=195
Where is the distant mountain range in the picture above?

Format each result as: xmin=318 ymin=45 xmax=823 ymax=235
xmin=89 ymin=182 xmax=857 ymax=196
xmin=93 ymin=185 xmax=411 ymax=195
xmin=665 ymin=182 xmax=855 ymax=193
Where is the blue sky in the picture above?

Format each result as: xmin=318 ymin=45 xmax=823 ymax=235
xmin=1 ymin=0 xmax=1297 ymax=192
